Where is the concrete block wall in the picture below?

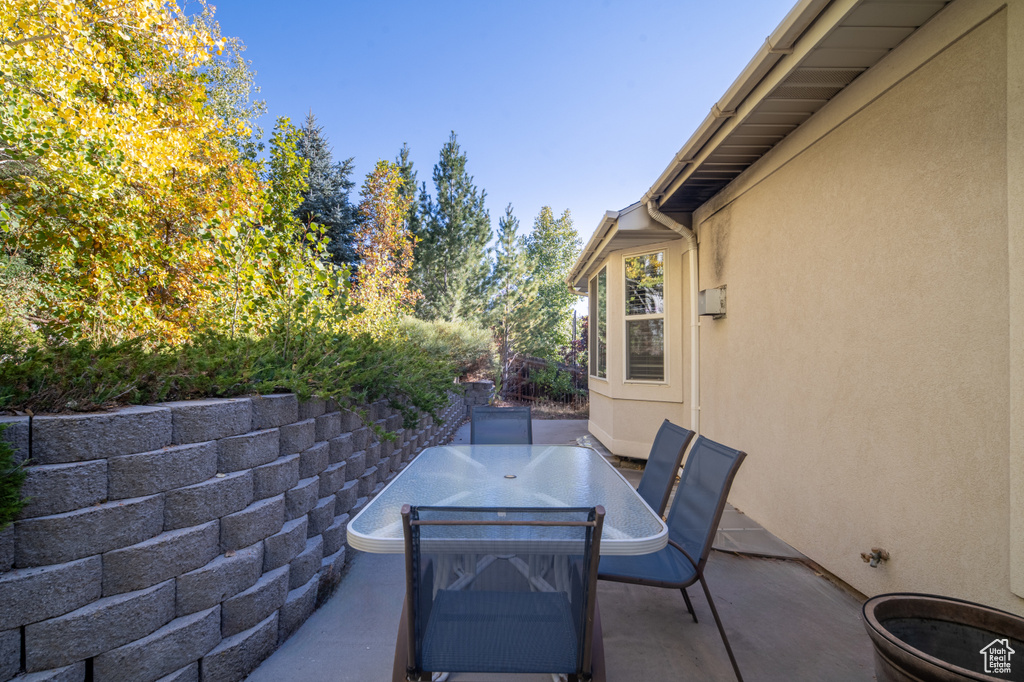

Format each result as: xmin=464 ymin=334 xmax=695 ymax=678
xmin=462 ymin=380 xmax=493 ymax=411
xmin=0 ymin=391 xmax=466 ymax=682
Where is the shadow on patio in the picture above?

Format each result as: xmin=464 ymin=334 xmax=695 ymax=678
xmin=245 ymin=421 xmax=876 ymax=681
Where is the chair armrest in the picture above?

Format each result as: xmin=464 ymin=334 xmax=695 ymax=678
xmin=668 ymin=539 xmax=700 ymax=571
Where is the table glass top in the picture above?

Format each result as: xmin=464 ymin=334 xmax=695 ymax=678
xmin=347 ymin=445 xmax=667 ymax=555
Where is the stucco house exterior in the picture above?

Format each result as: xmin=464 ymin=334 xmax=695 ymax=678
xmin=568 ymin=0 xmax=1024 ymax=614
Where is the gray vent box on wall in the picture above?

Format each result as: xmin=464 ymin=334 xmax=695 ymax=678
xmin=698 ymin=286 xmax=726 ymax=318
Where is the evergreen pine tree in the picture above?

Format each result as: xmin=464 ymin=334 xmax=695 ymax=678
xmin=395 ymin=143 xmax=419 ymax=234
xmin=485 ymin=204 xmax=539 ymax=395
xmin=295 ymin=112 xmax=358 ymax=268
xmin=411 ymin=132 xmax=492 ymax=321
xmin=521 ymin=206 xmax=581 ymax=359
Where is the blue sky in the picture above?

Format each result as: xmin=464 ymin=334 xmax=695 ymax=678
xmin=205 ymin=0 xmax=795 ymax=245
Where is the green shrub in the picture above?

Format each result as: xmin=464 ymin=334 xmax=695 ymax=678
xmin=530 ymin=363 xmax=585 ymax=402
xmin=398 ymin=316 xmax=495 ymax=379
xmin=0 ymin=424 xmax=27 ymax=531
xmin=0 ymin=318 xmax=458 ymax=429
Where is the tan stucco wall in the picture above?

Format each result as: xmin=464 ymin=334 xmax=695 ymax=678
xmin=691 ymin=4 xmax=1020 ymax=613
xmin=586 ymin=238 xmax=691 ymax=459
xmin=1006 ymin=0 xmax=1024 ymax=598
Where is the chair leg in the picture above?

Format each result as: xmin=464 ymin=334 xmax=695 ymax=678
xmin=697 ymin=574 xmax=744 ymax=682
xmin=590 ymin=597 xmax=606 ymax=682
xmin=392 ymin=598 xmax=411 ymax=682
xmin=568 ymin=597 xmax=606 ymax=682
xmin=393 ymin=598 xmax=430 ymax=681
xmin=680 ymin=587 xmax=698 ymax=623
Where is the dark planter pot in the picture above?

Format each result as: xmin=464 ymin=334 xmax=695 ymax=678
xmin=863 ymin=593 xmax=1024 ymax=682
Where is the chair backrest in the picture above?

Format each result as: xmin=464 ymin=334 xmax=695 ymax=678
xmin=402 ymin=505 xmax=604 ymax=678
xmin=636 ymin=420 xmax=696 ymax=516
xmin=470 ymin=406 xmax=533 ymax=444
xmin=665 ymin=435 xmax=746 ymax=571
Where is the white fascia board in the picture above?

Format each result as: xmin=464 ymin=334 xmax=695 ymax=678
xmin=644 ymin=0 xmax=834 ymax=204
xmin=568 ymin=210 xmax=620 ymax=291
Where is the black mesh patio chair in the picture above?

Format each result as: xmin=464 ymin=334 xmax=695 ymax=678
xmin=598 ymin=435 xmax=747 ymax=682
xmin=394 ymin=505 xmax=606 ymax=682
xmin=636 ymin=419 xmax=695 ymax=517
xmin=634 ymin=421 xmax=697 ymax=623
xmin=470 ymin=405 xmax=533 ymax=445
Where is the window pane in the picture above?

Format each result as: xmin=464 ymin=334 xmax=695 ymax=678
xmin=625 ymin=253 xmax=664 ymax=316
xmin=627 ymin=319 xmax=664 ymax=381
xmin=589 ymin=281 xmax=596 ymax=373
xmin=597 ymin=269 xmax=607 ymax=377
xmin=590 ymin=268 xmax=607 ymax=378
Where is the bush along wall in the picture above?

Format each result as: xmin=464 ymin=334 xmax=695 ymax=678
xmin=0 ymin=391 xmax=467 ymax=682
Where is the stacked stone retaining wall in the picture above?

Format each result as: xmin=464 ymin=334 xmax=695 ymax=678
xmin=461 ymin=381 xmax=493 ymax=412
xmin=0 ymin=390 xmax=466 ymax=682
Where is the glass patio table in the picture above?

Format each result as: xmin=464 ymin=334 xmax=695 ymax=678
xmin=347 ymin=444 xmax=668 ymax=556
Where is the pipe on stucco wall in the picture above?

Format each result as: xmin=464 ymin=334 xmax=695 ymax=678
xmin=646 ymin=201 xmax=700 ymax=436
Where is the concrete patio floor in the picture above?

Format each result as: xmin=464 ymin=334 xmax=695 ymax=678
xmin=246 ymin=420 xmax=876 ymax=681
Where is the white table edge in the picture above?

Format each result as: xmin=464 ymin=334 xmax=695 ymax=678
xmin=346 ymin=444 xmax=668 ymax=556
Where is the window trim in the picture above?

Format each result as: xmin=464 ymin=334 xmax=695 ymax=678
xmin=589 ymin=267 xmax=607 ymax=380
xmin=623 ymin=250 xmax=667 ymax=384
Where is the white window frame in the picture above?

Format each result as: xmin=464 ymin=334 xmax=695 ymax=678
xmin=589 ymin=267 xmax=607 ymax=380
xmin=623 ymin=251 xmax=667 ymax=383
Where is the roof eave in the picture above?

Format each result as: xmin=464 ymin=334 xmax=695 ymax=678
xmin=644 ymin=0 xmax=833 ymax=206
xmin=567 ymin=210 xmax=621 ymax=293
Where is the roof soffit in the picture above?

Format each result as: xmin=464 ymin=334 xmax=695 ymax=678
xmin=655 ymin=0 xmax=951 ymax=215
xmin=568 ymin=204 xmax=682 ymax=291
